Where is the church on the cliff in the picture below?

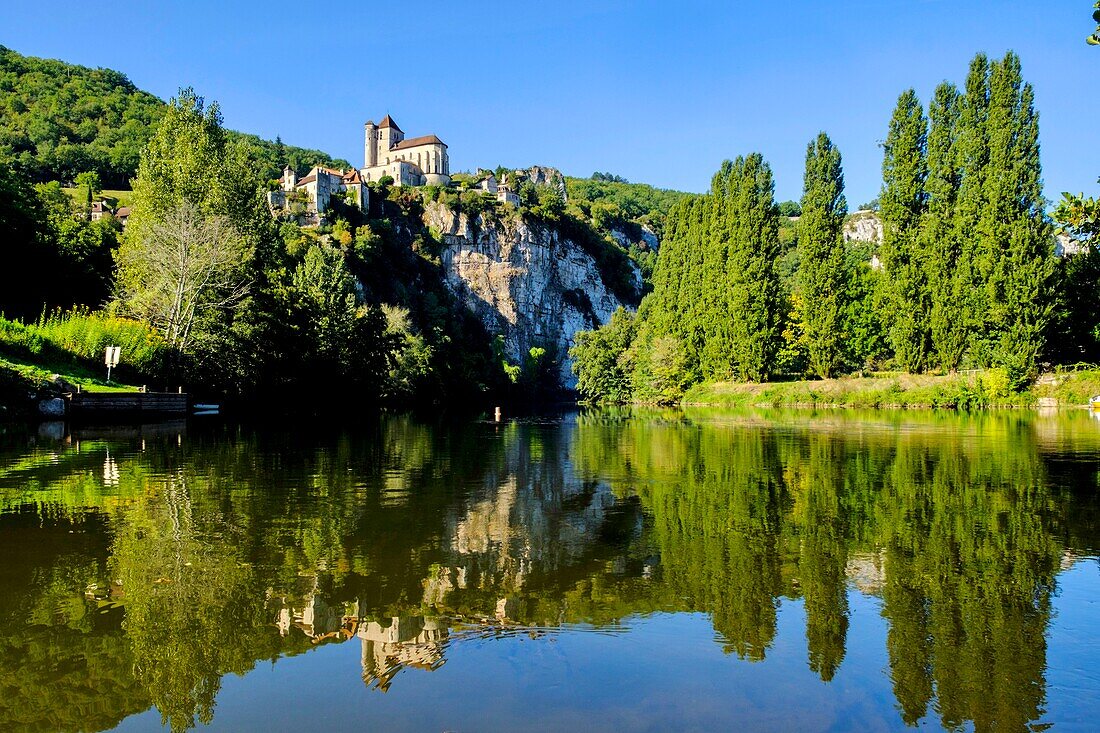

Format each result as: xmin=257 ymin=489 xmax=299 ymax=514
xmin=361 ymin=115 xmax=450 ymax=187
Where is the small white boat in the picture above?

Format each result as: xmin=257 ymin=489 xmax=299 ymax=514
xmin=1090 ymin=395 xmax=1100 ymax=410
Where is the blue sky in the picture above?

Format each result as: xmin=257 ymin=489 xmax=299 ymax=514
xmin=4 ymin=1 xmax=1097 ymax=205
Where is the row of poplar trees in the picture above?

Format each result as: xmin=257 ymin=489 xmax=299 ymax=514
xmin=571 ymin=51 xmax=1054 ymax=402
xmin=880 ymin=51 xmax=1051 ymax=381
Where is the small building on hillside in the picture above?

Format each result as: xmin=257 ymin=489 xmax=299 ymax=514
xmin=89 ymin=201 xmax=110 ymax=221
xmin=471 ymin=171 xmax=520 ymax=206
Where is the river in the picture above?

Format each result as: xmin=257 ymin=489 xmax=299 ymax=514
xmin=2 ymin=408 xmax=1099 ymax=731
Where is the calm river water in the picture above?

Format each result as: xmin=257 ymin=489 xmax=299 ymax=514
xmin=2 ymin=409 xmax=1099 ymax=732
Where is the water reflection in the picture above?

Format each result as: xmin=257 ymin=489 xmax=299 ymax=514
xmin=0 ymin=410 xmax=1098 ymax=731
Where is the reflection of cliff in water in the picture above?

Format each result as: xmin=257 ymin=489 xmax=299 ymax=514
xmin=427 ymin=421 xmax=635 ymax=615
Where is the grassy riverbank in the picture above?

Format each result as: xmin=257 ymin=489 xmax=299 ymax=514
xmin=682 ymin=369 xmax=1100 ymax=409
xmin=0 ymin=312 xmax=161 ymax=416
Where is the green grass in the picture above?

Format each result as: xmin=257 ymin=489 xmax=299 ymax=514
xmin=62 ymin=187 xmax=134 ymax=207
xmin=680 ymin=370 xmax=1077 ymax=410
xmin=0 ymin=354 xmax=139 ymax=392
xmin=1031 ymin=368 xmax=1100 ymax=406
xmin=0 ymin=312 xmax=166 ymax=409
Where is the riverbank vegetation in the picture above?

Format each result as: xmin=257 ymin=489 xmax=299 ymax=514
xmin=572 ymin=51 xmax=1100 ymax=406
xmin=682 ymin=368 xmax=1100 ymax=409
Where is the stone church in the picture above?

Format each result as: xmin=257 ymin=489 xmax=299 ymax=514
xmin=361 ymin=115 xmax=450 ymax=187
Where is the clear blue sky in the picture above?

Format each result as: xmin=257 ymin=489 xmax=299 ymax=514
xmin=4 ymin=1 xmax=1097 ymax=205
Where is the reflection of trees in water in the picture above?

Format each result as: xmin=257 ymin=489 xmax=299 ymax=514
xmin=571 ymin=410 xmax=1067 ymax=731
xmin=109 ymin=471 xmax=278 ymax=731
xmin=0 ymin=412 xmax=1092 ymax=731
xmin=874 ymin=423 xmax=1057 ymax=730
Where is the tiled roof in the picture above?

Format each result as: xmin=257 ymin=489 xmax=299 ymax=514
xmin=378 ymin=115 xmax=402 ymax=132
xmin=392 ymin=134 xmax=446 ymax=150
xmin=342 ymin=169 xmax=363 ymax=184
xmin=296 ymin=174 xmax=317 ymax=186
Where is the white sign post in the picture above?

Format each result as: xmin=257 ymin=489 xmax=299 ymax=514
xmin=104 ymin=346 xmax=121 ymax=382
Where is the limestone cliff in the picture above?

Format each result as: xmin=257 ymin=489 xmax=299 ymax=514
xmin=424 ymin=201 xmax=639 ymax=387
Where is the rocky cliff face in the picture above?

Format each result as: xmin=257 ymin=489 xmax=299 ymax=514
xmin=425 ymin=201 xmax=637 ymax=387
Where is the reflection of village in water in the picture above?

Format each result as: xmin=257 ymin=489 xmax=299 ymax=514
xmin=2 ymin=411 xmax=1100 ymax=730
xmin=273 ymin=594 xmax=557 ymax=692
xmin=268 ymin=431 xmax=622 ymax=692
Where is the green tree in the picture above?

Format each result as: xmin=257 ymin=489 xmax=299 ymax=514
xmin=796 ymin=132 xmax=850 ymax=378
xmin=0 ymin=166 xmax=52 ymax=318
xmin=74 ymin=170 xmax=102 ymax=207
xmin=923 ymin=82 xmax=967 ymax=371
xmin=570 ymin=307 xmax=637 ymax=402
xmin=879 ymin=89 xmax=930 ymax=372
xmin=721 ymin=154 xmax=784 ymax=382
xmin=36 ymin=180 xmax=119 ymax=308
xmin=291 ymin=244 xmax=390 ymax=390
xmin=778 ymin=200 xmax=802 ymax=217
xmin=981 ymin=53 xmax=1053 ymax=385
xmin=950 ymin=54 xmax=992 ymax=368
xmin=114 ymin=88 xmax=268 ymax=358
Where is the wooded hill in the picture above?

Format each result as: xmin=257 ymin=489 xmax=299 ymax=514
xmin=0 ymin=46 xmax=349 ymax=188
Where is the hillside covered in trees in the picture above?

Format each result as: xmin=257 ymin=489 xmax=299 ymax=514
xmin=0 ymin=46 xmax=348 ymax=188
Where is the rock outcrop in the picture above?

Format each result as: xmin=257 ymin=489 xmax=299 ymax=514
xmin=425 ymin=201 xmax=637 ymax=387
xmin=843 ymin=209 xmax=883 ymax=245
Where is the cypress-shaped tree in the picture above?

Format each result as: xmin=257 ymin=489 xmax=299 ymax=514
xmin=923 ymin=82 xmax=966 ymax=371
xmin=951 ymin=54 xmax=992 ymax=366
xmin=700 ymin=166 xmax=737 ymax=379
xmin=879 ymin=89 xmax=930 ymax=372
xmin=983 ymin=52 xmax=1053 ymax=384
xmin=724 ymin=153 xmax=784 ymax=382
xmin=797 ymin=132 xmax=850 ymax=378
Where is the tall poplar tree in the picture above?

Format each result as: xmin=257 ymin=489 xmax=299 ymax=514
xmin=724 ymin=154 xmax=784 ymax=382
xmin=951 ymin=54 xmax=992 ymax=367
xmin=797 ymin=132 xmax=849 ymax=378
xmin=923 ymin=82 xmax=966 ymax=371
xmin=982 ymin=52 xmax=1053 ymax=384
xmin=879 ymin=90 xmax=930 ymax=372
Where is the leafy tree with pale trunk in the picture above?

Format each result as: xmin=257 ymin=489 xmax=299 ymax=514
xmin=115 ymin=201 xmax=249 ymax=352
xmin=115 ymin=88 xmax=267 ymax=359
